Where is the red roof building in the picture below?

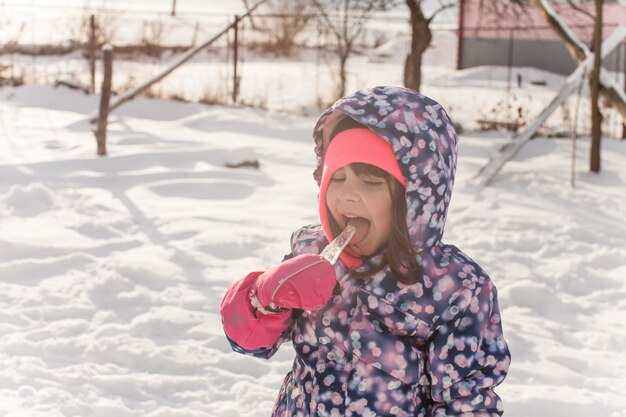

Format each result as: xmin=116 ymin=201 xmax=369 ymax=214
xmin=457 ymin=0 xmax=626 ymax=74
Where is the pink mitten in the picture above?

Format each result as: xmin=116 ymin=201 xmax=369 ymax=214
xmin=221 ymin=271 xmax=291 ymax=350
xmin=251 ymin=253 xmax=336 ymax=312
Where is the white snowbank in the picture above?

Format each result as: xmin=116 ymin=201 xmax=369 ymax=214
xmin=0 ymin=83 xmax=625 ymax=417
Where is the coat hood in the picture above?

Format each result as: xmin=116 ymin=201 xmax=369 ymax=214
xmin=313 ymin=86 xmax=458 ymax=253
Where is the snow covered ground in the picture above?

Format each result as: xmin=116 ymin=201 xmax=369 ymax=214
xmin=1 ymin=80 xmax=625 ymax=417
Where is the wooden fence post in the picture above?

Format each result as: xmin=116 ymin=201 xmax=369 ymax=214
xmin=89 ymin=14 xmax=96 ymax=94
xmin=95 ymin=44 xmax=113 ymax=156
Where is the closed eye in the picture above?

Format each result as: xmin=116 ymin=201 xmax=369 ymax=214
xmin=361 ymin=176 xmax=385 ymax=186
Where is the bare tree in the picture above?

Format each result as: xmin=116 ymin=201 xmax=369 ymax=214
xmin=403 ymin=0 xmax=454 ymax=92
xmin=243 ymin=0 xmax=315 ymax=56
xmin=311 ymin=0 xmax=391 ymax=99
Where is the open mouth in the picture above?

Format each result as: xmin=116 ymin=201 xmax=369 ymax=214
xmin=343 ymin=215 xmax=370 ymax=245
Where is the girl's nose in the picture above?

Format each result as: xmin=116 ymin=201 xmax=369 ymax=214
xmin=341 ymin=183 xmax=360 ymax=203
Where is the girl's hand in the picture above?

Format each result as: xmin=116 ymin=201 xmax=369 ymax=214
xmin=250 ymin=253 xmax=337 ymax=313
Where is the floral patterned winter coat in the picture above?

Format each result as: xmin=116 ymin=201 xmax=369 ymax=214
xmin=225 ymin=86 xmax=510 ymax=417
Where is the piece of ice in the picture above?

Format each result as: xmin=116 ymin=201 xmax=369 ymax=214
xmin=320 ymin=225 xmax=356 ymax=265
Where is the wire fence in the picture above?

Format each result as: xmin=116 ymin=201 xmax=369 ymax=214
xmin=0 ymin=7 xmax=624 ymax=138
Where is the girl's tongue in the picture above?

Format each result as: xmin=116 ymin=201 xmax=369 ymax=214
xmin=346 ymin=217 xmax=370 ymax=244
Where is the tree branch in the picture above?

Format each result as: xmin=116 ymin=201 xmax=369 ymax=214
xmin=241 ymin=0 xmax=258 ymax=29
xmin=530 ymin=0 xmax=589 ymax=62
xmin=427 ymin=0 xmax=455 ymax=24
xmin=311 ymin=0 xmax=344 ymax=41
xmin=565 ymin=0 xmax=595 ymax=21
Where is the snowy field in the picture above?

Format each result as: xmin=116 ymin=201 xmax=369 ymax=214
xmin=1 ymin=77 xmax=625 ymax=417
xmin=1 ymin=2 xmax=625 ymax=416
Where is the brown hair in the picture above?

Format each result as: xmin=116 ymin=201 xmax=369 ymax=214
xmin=325 ymin=118 xmax=422 ymax=285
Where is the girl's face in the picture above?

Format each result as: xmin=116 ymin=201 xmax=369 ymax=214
xmin=325 ymin=164 xmax=394 ymax=257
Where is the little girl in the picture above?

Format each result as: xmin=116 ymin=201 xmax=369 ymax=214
xmin=221 ymin=86 xmax=510 ymax=417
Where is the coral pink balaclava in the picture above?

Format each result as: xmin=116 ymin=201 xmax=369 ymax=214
xmin=318 ymin=127 xmax=407 ymax=268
